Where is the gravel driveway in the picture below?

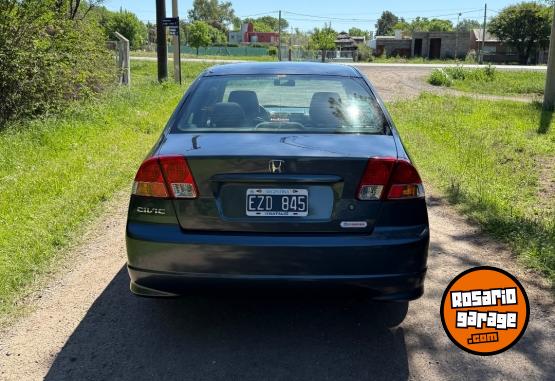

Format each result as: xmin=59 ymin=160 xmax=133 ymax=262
xmin=0 ymin=66 xmax=552 ymax=381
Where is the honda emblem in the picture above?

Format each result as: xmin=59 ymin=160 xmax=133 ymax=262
xmin=269 ymin=160 xmax=285 ymax=173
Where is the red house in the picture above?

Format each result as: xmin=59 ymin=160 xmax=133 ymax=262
xmin=243 ymin=23 xmax=279 ymax=44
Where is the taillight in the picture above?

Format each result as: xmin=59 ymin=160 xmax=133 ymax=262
xmin=132 ymin=156 xmax=198 ymax=199
xmin=357 ymin=157 xmax=396 ymax=200
xmin=387 ymin=160 xmax=424 ymax=199
xmin=357 ymin=158 xmax=424 ymax=200
xmin=132 ymin=157 xmax=168 ymax=198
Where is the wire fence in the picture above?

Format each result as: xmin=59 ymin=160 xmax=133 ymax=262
xmin=169 ymin=46 xmax=270 ymax=56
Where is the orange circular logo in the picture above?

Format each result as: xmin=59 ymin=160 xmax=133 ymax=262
xmin=440 ymin=266 xmax=529 ymax=356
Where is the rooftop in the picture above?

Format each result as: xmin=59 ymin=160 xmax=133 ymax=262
xmin=203 ymin=62 xmax=362 ymax=77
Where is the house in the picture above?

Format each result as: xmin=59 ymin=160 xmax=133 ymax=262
xmin=411 ymin=31 xmax=471 ymax=59
xmin=228 ymin=23 xmax=249 ymax=44
xmin=352 ymin=36 xmax=366 ymax=45
xmin=470 ymin=29 xmax=516 ymax=63
xmin=372 ymin=30 xmax=412 ymax=57
xmin=228 ymin=23 xmax=280 ymax=45
xmin=334 ymin=32 xmax=359 ymax=58
xmin=370 ymin=27 xmax=549 ymax=64
xmin=472 ymin=29 xmax=551 ymax=64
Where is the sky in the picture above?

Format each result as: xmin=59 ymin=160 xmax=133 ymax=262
xmin=103 ymin=0 xmax=527 ymax=32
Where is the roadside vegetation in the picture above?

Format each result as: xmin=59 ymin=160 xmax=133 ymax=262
xmin=389 ymin=94 xmax=555 ymax=283
xmin=0 ymin=0 xmax=115 ymax=126
xmin=0 ymin=61 xmax=211 ymax=319
xmin=130 ymin=50 xmax=277 ymax=61
xmin=428 ymin=66 xmax=546 ymax=95
xmin=370 ymin=56 xmax=470 ymax=64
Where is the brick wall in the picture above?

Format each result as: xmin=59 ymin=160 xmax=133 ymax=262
xmin=412 ymin=32 xmax=472 ymax=59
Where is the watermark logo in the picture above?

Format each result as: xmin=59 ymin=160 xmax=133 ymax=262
xmin=440 ymin=266 xmax=529 ymax=356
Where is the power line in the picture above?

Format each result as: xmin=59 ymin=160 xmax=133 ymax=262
xmin=139 ymin=7 xmax=492 ymax=31
xmin=282 ymin=8 xmax=483 ymax=23
xmin=238 ymin=10 xmax=279 ymax=18
xmin=314 ymin=8 xmax=485 ymax=16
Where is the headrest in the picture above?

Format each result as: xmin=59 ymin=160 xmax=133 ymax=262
xmin=309 ymin=92 xmax=343 ymax=127
xmin=228 ymin=90 xmax=260 ymax=117
xmin=210 ymin=102 xmax=245 ymax=128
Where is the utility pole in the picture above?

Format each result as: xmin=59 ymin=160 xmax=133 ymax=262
xmin=278 ymin=10 xmax=282 ymax=61
xmin=479 ymin=3 xmax=487 ymax=64
xmin=455 ymin=12 xmax=461 ymax=60
xmin=287 ymin=27 xmax=293 ymax=61
xmin=156 ymin=0 xmax=167 ymax=82
xmin=544 ymin=3 xmax=555 ymax=111
xmin=172 ymin=0 xmax=181 ymax=85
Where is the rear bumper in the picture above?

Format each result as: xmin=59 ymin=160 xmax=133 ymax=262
xmin=128 ymin=267 xmax=426 ymax=300
xmin=126 ymin=223 xmax=429 ymax=301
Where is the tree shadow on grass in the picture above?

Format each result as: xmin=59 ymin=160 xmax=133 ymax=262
xmin=535 ymin=102 xmax=553 ymax=134
xmin=44 ymin=267 xmax=409 ymax=381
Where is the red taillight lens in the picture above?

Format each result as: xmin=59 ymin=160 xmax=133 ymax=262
xmin=159 ymin=156 xmax=198 ymax=198
xmin=132 ymin=156 xmax=198 ymax=199
xmin=132 ymin=157 xmax=168 ymax=198
xmin=357 ymin=158 xmax=424 ymax=200
xmin=357 ymin=157 xmax=396 ymax=200
xmin=387 ymin=160 xmax=424 ymax=199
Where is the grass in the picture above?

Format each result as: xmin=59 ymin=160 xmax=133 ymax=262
xmin=0 ymin=60 xmax=211 ymax=319
xmin=371 ymin=56 xmax=465 ymax=64
xmin=428 ymin=67 xmax=546 ymax=95
xmin=130 ymin=50 xmax=277 ymax=62
xmin=388 ymin=94 xmax=555 ymax=283
xmin=1 ymin=59 xmax=553 ymax=322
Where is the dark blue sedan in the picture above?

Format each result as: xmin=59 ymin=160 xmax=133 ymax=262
xmin=126 ymin=62 xmax=429 ymax=324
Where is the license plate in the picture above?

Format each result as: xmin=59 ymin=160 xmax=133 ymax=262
xmin=246 ymin=189 xmax=308 ymax=217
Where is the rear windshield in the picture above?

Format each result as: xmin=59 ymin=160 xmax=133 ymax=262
xmin=172 ymin=74 xmax=389 ymax=134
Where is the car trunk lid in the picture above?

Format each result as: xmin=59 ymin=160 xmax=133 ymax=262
xmin=157 ymin=133 xmax=398 ymax=233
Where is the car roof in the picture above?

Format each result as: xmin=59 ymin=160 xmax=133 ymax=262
xmin=202 ymin=62 xmax=362 ymax=77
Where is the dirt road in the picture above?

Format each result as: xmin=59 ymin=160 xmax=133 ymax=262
xmin=356 ymin=65 xmax=540 ymax=103
xmin=0 ymin=67 xmax=553 ymax=381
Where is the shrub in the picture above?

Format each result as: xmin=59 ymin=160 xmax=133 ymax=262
xmin=484 ymin=64 xmax=496 ymax=80
xmin=428 ymin=69 xmax=453 ymax=87
xmin=444 ymin=66 xmax=466 ymax=80
xmin=464 ymin=66 xmax=496 ymax=82
xmin=0 ymin=0 xmax=115 ymax=126
xmin=268 ymin=46 xmax=277 ymax=56
xmin=356 ymin=43 xmax=372 ymax=62
xmin=465 ymin=50 xmax=477 ymax=63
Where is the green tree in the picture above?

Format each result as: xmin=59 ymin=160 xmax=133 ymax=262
xmin=375 ymin=11 xmax=399 ymax=36
xmin=244 ymin=16 xmax=288 ymax=32
xmin=244 ymin=19 xmax=272 ymax=32
xmin=426 ymin=18 xmax=453 ymax=32
xmin=394 ymin=17 xmax=453 ymax=33
xmin=348 ymin=27 xmax=371 ymax=39
xmin=456 ymin=19 xmax=481 ymax=32
xmin=188 ymin=0 xmax=239 ymax=32
xmin=311 ymin=25 xmax=337 ymax=62
xmin=208 ymin=24 xmax=226 ymax=44
xmin=146 ymin=21 xmax=157 ymax=45
xmin=104 ymin=10 xmax=147 ymax=50
xmin=489 ymin=2 xmax=552 ymax=64
xmin=188 ymin=20 xmax=212 ymax=55
xmin=392 ymin=19 xmax=411 ymax=33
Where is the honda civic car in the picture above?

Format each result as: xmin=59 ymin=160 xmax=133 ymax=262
xmin=126 ymin=62 xmax=429 ymax=319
